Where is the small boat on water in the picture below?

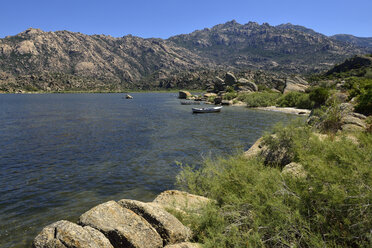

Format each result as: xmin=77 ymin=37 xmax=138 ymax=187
xmin=192 ymin=106 xmax=222 ymax=113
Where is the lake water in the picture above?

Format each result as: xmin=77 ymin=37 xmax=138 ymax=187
xmin=0 ymin=93 xmax=298 ymax=247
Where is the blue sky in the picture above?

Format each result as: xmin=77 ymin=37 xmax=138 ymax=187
xmin=1 ymin=0 xmax=371 ymax=38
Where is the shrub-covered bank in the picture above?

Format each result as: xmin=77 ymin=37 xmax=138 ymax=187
xmin=176 ymin=55 xmax=372 ymax=247
xmin=176 ymin=120 xmax=372 ymax=247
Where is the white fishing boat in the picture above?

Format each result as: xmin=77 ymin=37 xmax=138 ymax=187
xmin=192 ymin=106 xmax=222 ymax=113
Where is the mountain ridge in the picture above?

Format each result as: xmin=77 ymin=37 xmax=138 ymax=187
xmin=0 ymin=21 xmax=371 ymax=92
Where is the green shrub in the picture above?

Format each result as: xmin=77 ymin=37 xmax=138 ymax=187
xmin=344 ymin=77 xmax=372 ymax=99
xmin=296 ymin=94 xmax=314 ymax=109
xmin=262 ymin=121 xmax=311 ymax=168
xmin=223 ymin=92 xmax=238 ymax=100
xmin=276 ymin=92 xmax=302 ymax=107
xmin=309 ymin=87 xmax=330 ymax=107
xmin=355 ymin=87 xmax=372 ymax=115
xmin=177 ymin=124 xmax=372 ymax=247
xmin=346 ymin=78 xmax=372 ymax=115
xmin=276 ymin=92 xmax=314 ymax=109
xmin=237 ymin=92 xmax=281 ymax=107
xmin=226 ymin=86 xmax=235 ymax=93
xmin=257 ymin=85 xmax=272 ymax=92
xmin=207 ymin=95 xmax=216 ymax=103
xmin=310 ymin=102 xmax=343 ymax=133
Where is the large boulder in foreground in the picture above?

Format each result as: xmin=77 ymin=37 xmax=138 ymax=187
xmin=178 ymin=90 xmax=192 ymax=99
xmin=79 ymin=201 xmax=162 ymax=248
xmin=33 ymin=220 xmax=113 ymax=248
xmin=118 ymin=199 xmax=191 ymax=245
xmin=153 ymin=190 xmax=211 ymax=213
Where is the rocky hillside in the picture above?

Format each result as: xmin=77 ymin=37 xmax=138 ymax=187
xmin=168 ymin=21 xmax=366 ymax=73
xmin=0 ymin=28 xmax=211 ymax=92
xmin=325 ymin=54 xmax=372 ymax=76
xmin=0 ymin=21 xmax=370 ymax=92
xmin=330 ymin=34 xmax=372 ymax=48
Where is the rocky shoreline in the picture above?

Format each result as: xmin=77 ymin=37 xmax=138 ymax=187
xmin=253 ymin=106 xmax=311 ymax=115
xmin=32 ymin=102 xmax=369 ymax=248
xmin=33 ymin=190 xmax=209 ymax=248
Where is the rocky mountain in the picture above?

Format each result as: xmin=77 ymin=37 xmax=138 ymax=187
xmin=0 ymin=28 xmax=212 ymax=92
xmin=168 ymin=20 xmax=366 ymax=73
xmin=330 ymin=34 xmax=372 ymax=49
xmin=275 ymin=23 xmax=321 ymax=36
xmin=0 ymin=21 xmax=370 ymax=92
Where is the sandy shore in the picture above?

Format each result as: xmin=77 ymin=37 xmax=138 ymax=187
xmin=253 ymin=106 xmax=311 ymax=115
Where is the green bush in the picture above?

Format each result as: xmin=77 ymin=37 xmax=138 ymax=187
xmin=177 ymin=124 xmax=372 ymax=247
xmin=345 ymin=77 xmax=372 ymax=115
xmin=276 ymin=92 xmax=314 ymax=109
xmin=262 ymin=122 xmax=311 ymax=167
xmin=257 ymin=85 xmax=272 ymax=92
xmin=237 ymin=92 xmax=281 ymax=107
xmin=207 ymin=95 xmax=216 ymax=103
xmin=276 ymin=92 xmax=302 ymax=107
xmin=355 ymin=87 xmax=372 ymax=115
xmin=226 ymin=86 xmax=235 ymax=93
xmin=223 ymin=92 xmax=238 ymax=100
xmin=309 ymin=102 xmax=343 ymax=133
xmin=309 ymin=87 xmax=330 ymax=107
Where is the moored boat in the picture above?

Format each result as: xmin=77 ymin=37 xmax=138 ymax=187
xmin=192 ymin=106 xmax=222 ymax=113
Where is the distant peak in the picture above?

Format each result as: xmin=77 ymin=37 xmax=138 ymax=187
xmin=277 ymin=23 xmax=294 ymax=27
xmin=223 ymin=20 xmax=240 ymax=26
xmin=21 ymin=28 xmax=44 ymax=36
xmin=226 ymin=19 xmax=237 ymax=24
xmin=245 ymin=21 xmax=259 ymax=26
xmin=275 ymin=23 xmax=320 ymax=36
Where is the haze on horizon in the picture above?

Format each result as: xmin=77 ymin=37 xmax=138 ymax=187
xmin=1 ymin=0 xmax=371 ymax=39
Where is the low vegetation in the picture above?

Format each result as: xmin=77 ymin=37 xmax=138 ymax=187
xmin=176 ymin=121 xmax=372 ymax=247
xmin=177 ymin=56 xmax=372 ymax=246
xmin=236 ymin=92 xmax=281 ymax=107
xmin=234 ymin=90 xmax=315 ymax=109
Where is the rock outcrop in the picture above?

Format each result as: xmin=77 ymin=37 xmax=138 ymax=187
xmin=224 ymin=72 xmax=237 ymax=86
xmin=283 ymin=76 xmax=309 ymax=93
xmin=79 ymin=201 xmax=162 ymax=248
xmin=164 ymin=242 xmax=201 ymax=248
xmin=118 ymin=199 xmax=191 ymax=245
xmin=236 ymin=78 xmax=258 ymax=92
xmin=33 ymin=220 xmax=113 ymax=248
xmin=178 ymin=91 xmax=192 ymax=99
xmin=33 ymin=191 xmax=206 ymax=248
xmin=152 ymin=190 xmax=211 ymax=214
xmin=244 ymin=137 xmax=265 ymax=158
xmin=282 ymin=162 xmax=307 ymax=178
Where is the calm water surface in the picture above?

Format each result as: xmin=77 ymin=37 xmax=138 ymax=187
xmin=0 ymin=93 xmax=298 ymax=247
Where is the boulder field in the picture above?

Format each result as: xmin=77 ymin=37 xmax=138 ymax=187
xmin=33 ymin=190 xmax=209 ymax=248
